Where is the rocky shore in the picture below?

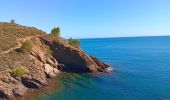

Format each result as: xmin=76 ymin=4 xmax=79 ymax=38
xmin=0 ymin=22 xmax=112 ymax=99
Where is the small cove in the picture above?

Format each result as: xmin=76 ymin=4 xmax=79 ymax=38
xmin=35 ymin=36 xmax=170 ymax=100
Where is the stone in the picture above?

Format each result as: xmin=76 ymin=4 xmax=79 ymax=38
xmin=31 ymin=47 xmax=46 ymax=63
xmin=53 ymin=68 xmax=60 ymax=74
xmin=26 ymin=62 xmax=47 ymax=87
xmin=44 ymin=64 xmax=56 ymax=78
xmin=46 ymin=57 xmax=58 ymax=67
xmin=13 ymin=83 xmax=28 ymax=97
xmin=0 ymin=82 xmax=13 ymax=99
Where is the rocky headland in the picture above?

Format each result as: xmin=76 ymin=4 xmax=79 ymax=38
xmin=0 ymin=22 xmax=111 ymax=99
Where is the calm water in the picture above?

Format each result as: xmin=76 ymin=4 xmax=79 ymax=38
xmin=36 ymin=36 xmax=170 ymax=100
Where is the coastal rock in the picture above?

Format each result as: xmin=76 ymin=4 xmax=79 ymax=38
xmin=46 ymin=57 xmax=59 ymax=68
xmin=13 ymin=83 xmax=28 ymax=97
xmin=31 ymin=47 xmax=46 ymax=63
xmin=0 ymin=72 xmax=18 ymax=84
xmin=90 ymin=56 xmax=112 ymax=72
xmin=53 ymin=68 xmax=60 ymax=74
xmin=0 ymin=22 xmax=112 ymax=99
xmin=44 ymin=64 xmax=56 ymax=78
xmin=22 ymin=61 xmax=47 ymax=88
xmin=40 ymin=37 xmax=111 ymax=73
xmin=31 ymin=45 xmax=59 ymax=68
xmin=0 ymin=82 xmax=13 ymax=99
xmin=21 ymin=78 xmax=42 ymax=88
xmin=50 ymin=57 xmax=59 ymax=67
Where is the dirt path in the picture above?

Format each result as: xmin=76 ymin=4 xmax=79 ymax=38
xmin=0 ymin=35 xmax=41 ymax=55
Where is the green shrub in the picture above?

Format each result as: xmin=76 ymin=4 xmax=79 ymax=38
xmin=11 ymin=68 xmax=27 ymax=77
xmin=50 ymin=27 xmax=60 ymax=38
xmin=10 ymin=19 xmax=15 ymax=24
xmin=21 ymin=40 xmax=33 ymax=52
xmin=68 ymin=38 xmax=80 ymax=48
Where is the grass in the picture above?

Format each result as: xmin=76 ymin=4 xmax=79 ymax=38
xmin=0 ymin=22 xmax=45 ymax=52
xmin=0 ymin=50 xmax=33 ymax=70
xmin=21 ymin=40 xmax=33 ymax=52
xmin=11 ymin=68 xmax=27 ymax=77
xmin=68 ymin=38 xmax=80 ymax=48
xmin=0 ymin=22 xmax=74 ymax=73
xmin=0 ymin=22 xmax=48 ymax=75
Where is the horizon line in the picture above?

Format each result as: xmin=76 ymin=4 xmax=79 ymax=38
xmin=76 ymin=35 xmax=170 ymax=40
xmin=1 ymin=21 xmax=169 ymax=40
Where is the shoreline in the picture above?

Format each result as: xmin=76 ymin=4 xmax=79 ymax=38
xmin=13 ymin=75 xmax=62 ymax=100
xmin=0 ymin=22 xmax=112 ymax=99
xmin=17 ymin=70 xmax=113 ymax=100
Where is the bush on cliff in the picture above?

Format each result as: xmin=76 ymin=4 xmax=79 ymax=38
xmin=11 ymin=68 xmax=27 ymax=77
xmin=50 ymin=27 xmax=60 ymax=38
xmin=21 ymin=40 xmax=33 ymax=52
xmin=10 ymin=19 xmax=15 ymax=24
xmin=68 ymin=38 xmax=80 ymax=48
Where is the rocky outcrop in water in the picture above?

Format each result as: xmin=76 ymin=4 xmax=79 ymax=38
xmin=0 ymin=23 xmax=111 ymax=99
xmin=40 ymin=37 xmax=111 ymax=73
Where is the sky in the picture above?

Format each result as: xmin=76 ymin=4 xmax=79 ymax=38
xmin=0 ymin=0 xmax=170 ymax=39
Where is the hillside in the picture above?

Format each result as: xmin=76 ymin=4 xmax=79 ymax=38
xmin=0 ymin=22 xmax=45 ymax=52
xmin=0 ymin=22 xmax=111 ymax=99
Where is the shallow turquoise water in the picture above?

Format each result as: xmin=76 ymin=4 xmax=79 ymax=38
xmin=36 ymin=36 xmax=170 ymax=100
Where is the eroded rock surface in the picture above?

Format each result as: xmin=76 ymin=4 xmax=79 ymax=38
xmin=40 ymin=37 xmax=111 ymax=73
xmin=0 ymin=23 xmax=111 ymax=99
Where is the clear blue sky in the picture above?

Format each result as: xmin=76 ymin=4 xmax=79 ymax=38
xmin=0 ymin=0 xmax=170 ymax=38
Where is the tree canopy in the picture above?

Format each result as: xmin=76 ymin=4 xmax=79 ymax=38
xmin=10 ymin=19 xmax=15 ymax=24
xmin=50 ymin=27 xmax=60 ymax=38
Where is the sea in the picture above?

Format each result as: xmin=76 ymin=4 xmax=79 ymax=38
xmin=35 ymin=36 xmax=170 ymax=100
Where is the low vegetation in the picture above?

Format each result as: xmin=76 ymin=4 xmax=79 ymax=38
xmin=68 ymin=38 xmax=80 ymax=48
xmin=50 ymin=27 xmax=60 ymax=38
xmin=0 ymin=22 xmax=45 ymax=52
xmin=21 ymin=40 xmax=33 ymax=52
xmin=10 ymin=19 xmax=15 ymax=24
xmin=11 ymin=68 xmax=27 ymax=77
xmin=0 ymin=50 xmax=32 ymax=70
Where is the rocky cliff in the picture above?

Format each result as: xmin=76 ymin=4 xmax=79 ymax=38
xmin=0 ymin=22 xmax=111 ymax=99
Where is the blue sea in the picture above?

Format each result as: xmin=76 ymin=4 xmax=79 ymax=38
xmin=36 ymin=36 xmax=170 ymax=100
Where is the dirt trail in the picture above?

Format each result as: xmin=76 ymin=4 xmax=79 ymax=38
xmin=0 ymin=35 xmax=41 ymax=55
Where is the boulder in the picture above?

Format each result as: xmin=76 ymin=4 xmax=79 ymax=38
xmin=25 ymin=62 xmax=47 ymax=88
xmin=31 ymin=47 xmax=46 ymax=63
xmin=44 ymin=64 xmax=56 ymax=78
xmin=46 ymin=57 xmax=58 ymax=67
xmin=37 ymin=52 xmax=46 ymax=63
xmin=53 ymin=68 xmax=60 ymax=74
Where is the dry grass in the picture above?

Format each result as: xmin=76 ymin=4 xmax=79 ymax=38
xmin=0 ymin=22 xmax=45 ymax=52
xmin=0 ymin=22 xmax=71 ymax=72
xmin=0 ymin=50 xmax=34 ymax=70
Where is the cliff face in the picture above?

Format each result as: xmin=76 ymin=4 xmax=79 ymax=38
xmin=40 ymin=37 xmax=110 ymax=73
xmin=0 ymin=22 xmax=111 ymax=99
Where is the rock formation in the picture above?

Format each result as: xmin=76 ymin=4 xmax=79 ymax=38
xmin=0 ymin=22 xmax=112 ymax=99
